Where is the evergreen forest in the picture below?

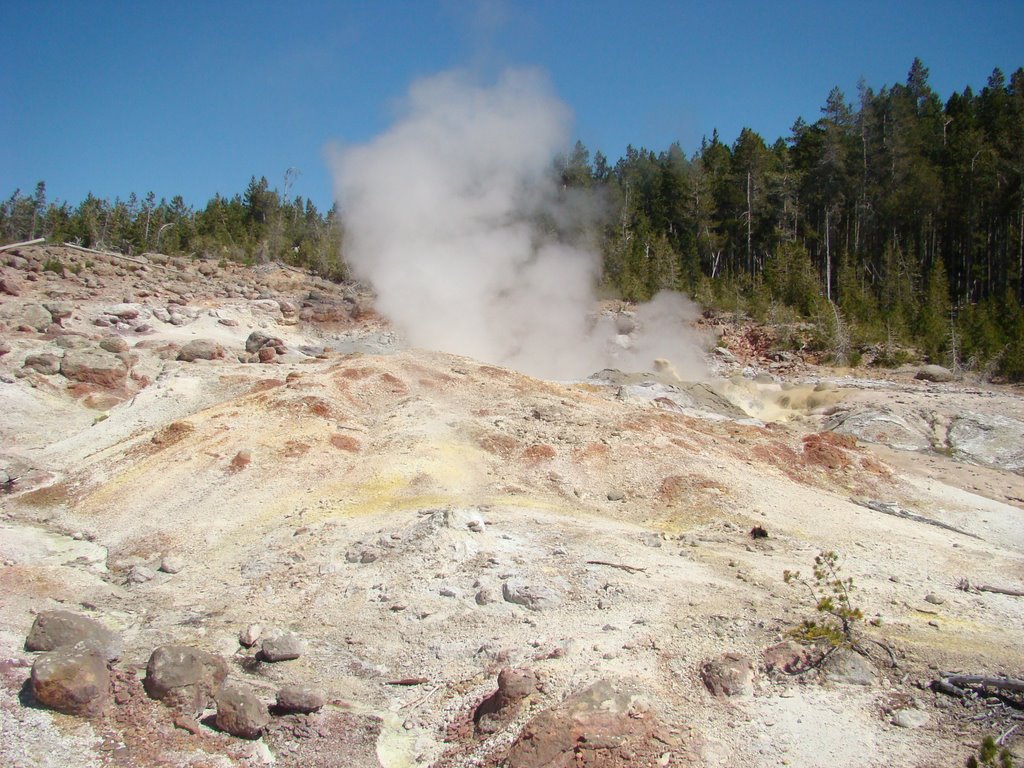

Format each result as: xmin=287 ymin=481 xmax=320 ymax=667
xmin=3 ymin=60 xmax=1023 ymax=379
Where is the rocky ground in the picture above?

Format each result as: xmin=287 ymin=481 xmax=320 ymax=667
xmin=1 ymin=244 xmax=1022 ymax=768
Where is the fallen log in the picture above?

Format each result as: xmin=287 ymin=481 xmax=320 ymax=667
xmin=958 ymin=578 xmax=1024 ymax=597
xmin=933 ymin=674 xmax=1024 ymax=697
xmin=0 ymin=237 xmax=45 ymax=252
xmin=586 ymin=560 xmax=647 ymax=574
xmin=851 ymin=497 xmax=981 ymax=540
xmin=62 ymin=242 xmax=182 ymax=273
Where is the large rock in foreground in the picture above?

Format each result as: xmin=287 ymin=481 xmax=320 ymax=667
xmin=507 ymin=679 xmax=661 ymax=767
xmin=143 ymin=644 xmax=228 ymax=715
xmin=25 ymin=610 xmax=123 ymax=662
xmin=177 ymin=339 xmax=225 ymax=362
xmin=31 ymin=644 xmax=110 ymax=716
xmin=60 ymin=348 xmax=128 ymax=387
xmin=216 ymin=684 xmax=269 ymax=739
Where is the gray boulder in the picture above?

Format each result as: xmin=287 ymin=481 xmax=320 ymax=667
xmin=31 ymin=643 xmax=109 ymax=716
xmin=23 ymin=353 xmax=62 ymax=375
xmin=143 ymin=644 xmax=228 ymax=715
xmin=826 ymin=408 xmax=931 ymax=452
xmin=947 ymin=412 xmax=1024 ymax=473
xmin=245 ymin=331 xmax=284 ymax=354
xmin=15 ymin=303 xmax=53 ymax=331
xmin=25 ymin=610 xmax=123 ymax=662
xmin=275 ymin=685 xmax=326 ymax=714
xmin=177 ymin=339 xmax=225 ymax=362
xmin=215 ymin=684 xmax=269 ymax=739
xmin=915 ymin=364 xmax=954 ymax=382
xmin=259 ymin=631 xmax=303 ymax=662
xmin=822 ymin=647 xmax=876 ymax=686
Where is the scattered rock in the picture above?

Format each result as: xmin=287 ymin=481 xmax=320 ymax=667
xmin=177 ymin=339 xmax=225 ymax=362
xmin=60 ymin=348 xmax=128 ymax=388
xmin=99 ymin=336 xmax=129 ymax=353
xmin=821 ymin=647 xmax=876 ymax=686
xmin=502 ymin=580 xmax=560 ymax=611
xmin=215 ymin=684 xmax=269 ymax=739
xmin=0 ymin=276 xmax=21 ymax=295
xmin=892 ymin=708 xmax=930 ymax=728
xmin=924 ymin=593 xmax=945 ymax=605
xmin=915 ymin=364 xmax=954 ymax=383
xmin=275 ymin=685 xmax=326 ymax=714
xmin=25 ymin=610 xmax=123 ymax=662
xmin=143 ymin=644 xmax=228 ymax=715
xmin=12 ymin=303 xmax=53 ymax=331
xmin=239 ymin=623 xmax=262 ymax=648
xmin=245 ymin=331 xmax=284 ymax=354
xmin=23 ymin=352 xmax=61 ymax=375
xmin=128 ymin=565 xmax=157 ymax=583
xmin=763 ymin=641 xmax=814 ymax=675
xmin=229 ymin=449 xmax=252 ymax=472
xmin=258 ymin=346 xmax=276 ymax=363
xmin=30 ymin=643 xmax=110 ymax=717
xmin=475 ymin=588 xmax=497 ymax=606
xmin=260 ymin=632 xmax=303 ymax=662
xmin=159 ymin=555 xmax=186 ymax=574
xmin=701 ymin=652 xmax=755 ymax=697
xmin=606 ymin=490 xmax=625 ymax=502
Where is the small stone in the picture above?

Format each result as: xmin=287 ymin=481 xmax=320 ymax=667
xmin=275 ymin=685 xmax=326 ymax=714
xmin=159 ymin=555 xmax=185 ymax=574
xmin=607 ymin=490 xmax=625 ymax=501
xmin=260 ymin=632 xmax=303 ymax=662
xmin=701 ymin=653 xmax=755 ymax=697
xmin=475 ymin=589 xmax=496 ymax=606
xmin=822 ymin=647 xmax=876 ymax=686
xmin=892 ymin=709 xmax=929 ymax=728
xmin=924 ymin=593 xmax=945 ymax=605
xmin=258 ymin=347 xmax=276 ymax=363
xmin=31 ymin=643 xmax=109 ymax=717
xmin=99 ymin=336 xmax=129 ymax=353
xmin=239 ymin=623 xmax=262 ymax=648
xmin=215 ymin=684 xmax=269 ymax=739
xmin=128 ymin=565 xmax=157 ymax=583
xmin=23 ymin=353 xmax=61 ymax=375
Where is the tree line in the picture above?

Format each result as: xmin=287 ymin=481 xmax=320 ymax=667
xmin=2 ymin=59 xmax=1022 ymax=378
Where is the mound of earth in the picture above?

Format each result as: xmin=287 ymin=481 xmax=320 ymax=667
xmin=1 ymin=244 xmax=1022 ymax=767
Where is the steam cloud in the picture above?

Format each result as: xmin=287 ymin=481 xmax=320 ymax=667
xmin=330 ymin=67 xmax=705 ymax=380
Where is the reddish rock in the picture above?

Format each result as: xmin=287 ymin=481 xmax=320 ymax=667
xmin=215 ymin=684 xmax=268 ymax=739
xmin=763 ymin=640 xmax=815 ymax=675
xmin=507 ymin=679 xmax=658 ymax=768
xmin=31 ymin=644 xmax=110 ymax=717
xmin=59 ymin=348 xmax=128 ymax=388
xmin=258 ymin=346 xmax=276 ymax=363
xmin=700 ymin=652 xmax=755 ymax=697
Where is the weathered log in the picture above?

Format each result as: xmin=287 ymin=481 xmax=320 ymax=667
xmin=937 ymin=674 xmax=1024 ymax=695
xmin=851 ymin=497 xmax=981 ymax=540
xmin=0 ymin=237 xmax=45 ymax=252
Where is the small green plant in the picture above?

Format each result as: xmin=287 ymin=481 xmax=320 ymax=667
xmin=967 ymin=735 xmax=1014 ymax=768
xmin=42 ymin=257 xmax=65 ymax=274
xmin=783 ymin=550 xmax=863 ymax=647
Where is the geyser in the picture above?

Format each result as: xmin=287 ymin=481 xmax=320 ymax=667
xmin=330 ymin=67 xmax=705 ymax=380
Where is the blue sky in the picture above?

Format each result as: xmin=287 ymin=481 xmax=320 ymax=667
xmin=2 ymin=1 xmax=1021 ymax=212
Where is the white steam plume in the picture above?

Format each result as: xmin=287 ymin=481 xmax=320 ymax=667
xmin=330 ymin=67 xmax=705 ymax=381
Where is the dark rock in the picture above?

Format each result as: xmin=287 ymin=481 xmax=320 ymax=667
xmin=245 ymin=331 xmax=284 ymax=354
xmin=177 ymin=339 xmax=225 ymax=362
xmin=215 ymin=684 xmax=269 ymax=739
xmin=25 ymin=610 xmax=123 ymax=662
xmin=143 ymin=644 xmax=228 ymax=715
xmin=259 ymin=632 xmax=303 ymax=662
xmin=275 ymin=685 xmax=326 ymax=714
xmin=700 ymin=652 xmax=754 ymax=697
xmin=60 ymin=348 xmax=128 ymax=387
xmin=31 ymin=643 xmax=109 ymax=717
xmin=23 ymin=353 xmax=61 ymax=375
